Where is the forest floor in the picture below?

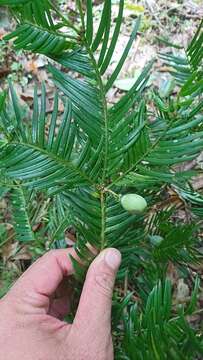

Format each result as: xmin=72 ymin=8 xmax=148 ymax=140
xmin=0 ymin=0 xmax=203 ymax=296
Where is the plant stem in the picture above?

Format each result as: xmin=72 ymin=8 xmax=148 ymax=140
xmin=103 ymin=188 xmax=120 ymax=200
xmin=100 ymin=190 xmax=106 ymax=250
xmin=76 ymin=0 xmax=109 ymax=184
xmin=76 ymin=0 xmax=109 ymax=250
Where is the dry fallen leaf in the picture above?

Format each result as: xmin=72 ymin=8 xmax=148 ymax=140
xmin=176 ymin=278 xmax=190 ymax=302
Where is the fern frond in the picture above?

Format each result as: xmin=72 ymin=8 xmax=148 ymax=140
xmin=100 ymin=0 xmax=124 ymax=75
xmin=113 ymin=208 xmax=201 ymax=288
xmin=47 ymin=194 xmax=73 ymax=248
xmin=3 ymin=0 xmax=54 ymax=29
xmin=105 ymin=16 xmax=141 ymax=92
xmin=160 ymin=52 xmax=191 ymax=86
xmin=160 ymin=20 xmax=203 ymax=99
xmin=121 ymin=280 xmax=203 ymax=360
xmin=62 ymin=189 xmax=101 ymax=249
xmin=152 ymin=223 xmax=200 ymax=264
xmin=84 ymin=0 xmax=140 ymax=87
xmin=110 ymin=91 xmax=203 ymax=188
xmin=0 ymin=91 xmax=6 ymax=112
xmin=0 ymin=84 xmax=98 ymax=190
xmin=11 ymin=186 xmax=35 ymax=242
xmin=0 ymin=0 xmax=30 ymax=4
xmin=56 ymin=187 xmax=145 ymax=280
xmin=187 ymin=19 xmax=203 ymax=72
xmin=48 ymin=65 xmax=103 ymax=144
xmin=51 ymin=50 xmax=94 ymax=78
xmin=4 ymin=23 xmax=76 ymax=56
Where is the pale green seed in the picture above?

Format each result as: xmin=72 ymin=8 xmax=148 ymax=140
xmin=149 ymin=235 xmax=164 ymax=246
xmin=121 ymin=193 xmax=147 ymax=214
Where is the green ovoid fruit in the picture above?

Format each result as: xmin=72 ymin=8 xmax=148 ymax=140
xmin=149 ymin=235 xmax=164 ymax=246
xmin=121 ymin=193 xmax=147 ymax=214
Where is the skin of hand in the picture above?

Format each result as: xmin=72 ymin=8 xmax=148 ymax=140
xmin=0 ymin=247 xmax=121 ymax=360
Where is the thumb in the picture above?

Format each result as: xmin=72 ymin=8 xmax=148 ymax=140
xmin=74 ymin=248 xmax=121 ymax=331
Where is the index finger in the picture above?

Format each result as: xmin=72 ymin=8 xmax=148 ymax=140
xmin=7 ymin=248 xmax=76 ymax=300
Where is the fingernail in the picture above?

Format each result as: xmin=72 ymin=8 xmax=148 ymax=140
xmin=105 ymin=249 xmax=121 ymax=270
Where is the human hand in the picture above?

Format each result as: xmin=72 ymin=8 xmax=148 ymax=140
xmin=0 ymin=248 xmax=121 ymax=360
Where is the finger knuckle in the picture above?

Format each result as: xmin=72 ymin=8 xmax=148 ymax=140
xmin=95 ymin=272 xmax=114 ymax=298
xmin=43 ymin=250 xmax=59 ymax=264
xmin=46 ymin=249 xmax=56 ymax=258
